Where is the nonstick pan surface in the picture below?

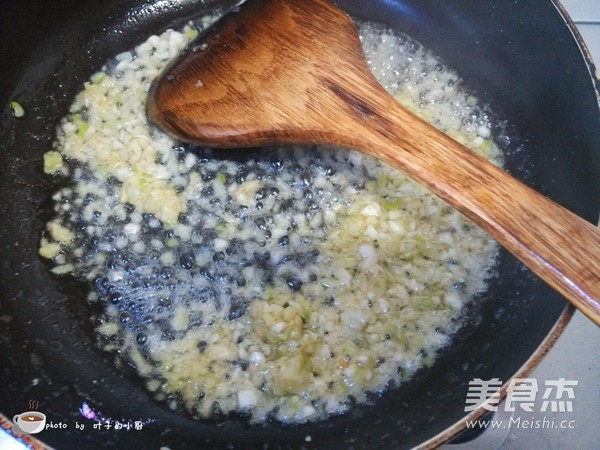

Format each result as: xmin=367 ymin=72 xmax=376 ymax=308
xmin=1 ymin=1 xmax=598 ymax=449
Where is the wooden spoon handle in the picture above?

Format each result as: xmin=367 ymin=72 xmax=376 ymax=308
xmin=147 ymin=0 xmax=599 ymax=324
xmin=326 ymin=81 xmax=600 ymax=325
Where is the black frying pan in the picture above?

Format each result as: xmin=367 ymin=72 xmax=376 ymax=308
xmin=1 ymin=1 xmax=598 ymax=449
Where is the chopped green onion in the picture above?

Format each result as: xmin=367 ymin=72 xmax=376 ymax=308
xmin=184 ymin=27 xmax=199 ymax=40
xmin=380 ymin=197 xmax=403 ymax=210
xmin=418 ymin=296 xmax=435 ymax=310
xmin=422 ymin=354 xmax=435 ymax=367
xmin=10 ymin=101 xmax=25 ymax=118
xmin=376 ymin=172 xmax=389 ymax=189
xmin=91 ymin=71 xmax=107 ymax=84
xmin=71 ymin=113 xmax=89 ymax=136
xmin=215 ymin=172 xmax=227 ymax=184
xmin=43 ymin=151 xmax=65 ymax=175
xmin=77 ymin=122 xmax=90 ymax=137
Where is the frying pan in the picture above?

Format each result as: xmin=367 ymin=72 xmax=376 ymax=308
xmin=1 ymin=0 xmax=598 ymax=448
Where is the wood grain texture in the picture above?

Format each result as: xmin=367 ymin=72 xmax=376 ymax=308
xmin=147 ymin=0 xmax=600 ymax=324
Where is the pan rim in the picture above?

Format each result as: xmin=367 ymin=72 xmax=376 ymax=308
xmin=1 ymin=0 xmax=598 ymax=447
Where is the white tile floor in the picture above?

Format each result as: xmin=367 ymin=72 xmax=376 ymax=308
xmin=561 ymin=0 xmax=600 ymax=21
xmin=446 ymin=1 xmax=600 ymax=448
xmin=566 ymin=0 xmax=600 ymax=74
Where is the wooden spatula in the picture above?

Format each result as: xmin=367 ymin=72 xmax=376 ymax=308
xmin=147 ymin=0 xmax=600 ymax=325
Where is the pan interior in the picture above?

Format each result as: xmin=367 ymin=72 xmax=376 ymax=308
xmin=0 ymin=0 xmax=598 ymax=448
